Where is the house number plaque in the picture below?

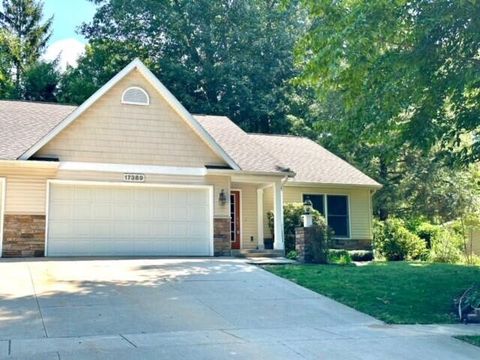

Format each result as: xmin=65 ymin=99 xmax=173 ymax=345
xmin=123 ymin=173 xmax=145 ymax=182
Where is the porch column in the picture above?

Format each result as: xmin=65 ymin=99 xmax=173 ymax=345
xmin=273 ymin=181 xmax=284 ymax=251
xmin=257 ymin=188 xmax=264 ymax=250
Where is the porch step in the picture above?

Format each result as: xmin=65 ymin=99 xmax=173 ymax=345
xmin=232 ymin=249 xmax=285 ymax=258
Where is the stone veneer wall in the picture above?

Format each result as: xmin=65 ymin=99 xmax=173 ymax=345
xmin=3 ymin=215 xmax=46 ymax=257
xmin=295 ymin=226 xmax=372 ymax=262
xmin=214 ymin=218 xmax=231 ymax=256
xmin=331 ymin=238 xmax=372 ymax=250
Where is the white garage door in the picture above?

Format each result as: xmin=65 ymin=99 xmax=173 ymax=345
xmin=47 ymin=183 xmax=212 ymax=256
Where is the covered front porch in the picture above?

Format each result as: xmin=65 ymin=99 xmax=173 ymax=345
xmin=219 ymin=172 xmax=287 ymax=254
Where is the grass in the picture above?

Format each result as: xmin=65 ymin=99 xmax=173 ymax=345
xmin=455 ymin=336 xmax=480 ymax=347
xmin=265 ymin=261 xmax=480 ymax=324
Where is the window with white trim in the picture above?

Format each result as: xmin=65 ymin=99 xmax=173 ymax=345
xmin=303 ymin=194 xmax=350 ymax=238
xmin=121 ymin=86 xmax=150 ymax=105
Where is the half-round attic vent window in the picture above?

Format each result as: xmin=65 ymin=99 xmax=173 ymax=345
xmin=121 ymin=86 xmax=150 ymax=106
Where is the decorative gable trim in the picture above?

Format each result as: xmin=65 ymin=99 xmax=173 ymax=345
xmin=19 ymin=59 xmax=240 ymax=170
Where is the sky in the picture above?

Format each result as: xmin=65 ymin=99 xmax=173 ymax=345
xmin=42 ymin=0 xmax=97 ymax=70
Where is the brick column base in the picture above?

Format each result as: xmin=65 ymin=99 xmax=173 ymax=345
xmin=295 ymin=227 xmax=310 ymax=263
xmin=214 ymin=218 xmax=231 ymax=256
xmin=3 ymin=215 xmax=46 ymax=257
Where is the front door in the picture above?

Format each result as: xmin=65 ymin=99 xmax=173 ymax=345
xmin=230 ymin=190 xmax=241 ymax=250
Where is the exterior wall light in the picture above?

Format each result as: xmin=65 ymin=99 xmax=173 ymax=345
xmin=219 ymin=189 xmax=227 ymax=206
xmin=303 ymin=197 xmax=314 ymax=227
xmin=303 ymin=197 xmax=313 ymax=215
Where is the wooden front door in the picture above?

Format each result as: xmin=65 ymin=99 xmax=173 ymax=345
xmin=230 ymin=191 xmax=241 ymax=250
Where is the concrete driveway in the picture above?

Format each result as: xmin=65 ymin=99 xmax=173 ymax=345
xmin=0 ymin=258 xmax=479 ymax=359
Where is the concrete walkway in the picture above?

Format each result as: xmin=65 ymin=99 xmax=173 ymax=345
xmin=0 ymin=258 xmax=479 ymax=359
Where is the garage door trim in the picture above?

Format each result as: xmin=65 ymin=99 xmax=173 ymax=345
xmin=0 ymin=178 xmax=5 ymax=257
xmin=45 ymin=179 xmax=214 ymax=256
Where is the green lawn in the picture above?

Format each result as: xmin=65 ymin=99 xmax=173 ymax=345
xmin=455 ymin=336 xmax=480 ymax=347
xmin=266 ymin=262 xmax=480 ymax=324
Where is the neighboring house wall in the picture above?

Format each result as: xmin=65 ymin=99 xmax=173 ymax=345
xmin=470 ymin=228 xmax=480 ymax=255
xmin=262 ymin=184 xmax=374 ymax=249
xmin=232 ymin=183 xmax=258 ymax=250
xmin=35 ymin=70 xmax=227 ymax=168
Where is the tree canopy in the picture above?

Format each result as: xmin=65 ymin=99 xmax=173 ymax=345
xmin=0 ymin=0 xmax=53 ymax=96
xmin=60 ymin=0 xmax=307 ymax=133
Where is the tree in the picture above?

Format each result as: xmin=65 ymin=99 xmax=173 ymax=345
xmin=23 ymin=59 xmax=60 ymax=102
xmin=290 ymin=0 xmax=480 ymax=219
xmin=295 ymin=0 xmax=480 ymax=164
xmin=0 ymin=0 xmax=53 ymax=96
xmin=0 ymin=31 xmax=14 ymax=98
xmin=59 ymin=0 xmax=306 ymax=133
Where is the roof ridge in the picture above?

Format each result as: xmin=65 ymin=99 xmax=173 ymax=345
xmin=248 ymin=132 xmax=309 ymax=140
xmin=0 ymin=99 xmax=78 ymax=107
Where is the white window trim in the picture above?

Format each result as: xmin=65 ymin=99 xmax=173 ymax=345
xmin=301 ymin=192 xmax=352 ymax=239
xmin=44 ymin=179 xmax=214 ymax=257
xmin=121 ymin=86 xmax=150 ymax=106
xmin=230 ymin=188 xmax=243 ymax=249
xmin=0 ymin=178 xmax=5 ymax=257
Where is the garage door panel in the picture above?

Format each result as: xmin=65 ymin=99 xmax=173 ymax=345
xmin=47 ymin=183 xmax=212 ymax=256
xmin=49 ymin=204 xmax=73 ymax=220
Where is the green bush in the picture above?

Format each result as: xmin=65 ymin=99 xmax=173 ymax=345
xmin=428 ymin=228 xmax=464 ymax=264
xmin=286 ymin=250 xmax=298 ymax=260
xmin=267 ymin=203 xmax=323 ymax=253
xmin=373 ymin=218 xmax=427 ymax=261
xmin=327 ymin=249 xmax=352 ymax=265
xmin=305 ymin=221 xmax=333 ymax=263
xmin=349 ymin=250 xmax=374 ymax=262
xmin=415 ymin=222 xmax=443 ymax=249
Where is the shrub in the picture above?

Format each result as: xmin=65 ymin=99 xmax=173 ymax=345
xmin=349 ymin=250 xmax=374 ymax=262
xmin=286 ymin=250 xmax=298 ymax=260
xmin=415 ymin=222 xmax=443 ymax=248
xmin=327 ymin=249 xmax=352 ymax=265
xmin=267 ymin=203 xmax=323 ymax=253
xmin=428 ymin=228 xmax=464 ymax=264
xmin=373 ymin=218 xmax=427 ymax=261
xmin=305 ymin=220 xmax=333 ymax=263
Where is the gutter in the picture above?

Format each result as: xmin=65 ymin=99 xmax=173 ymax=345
xmin=0 ymin=159 xmax=59 ymax=168
xmin=206 ymin=168 xmax=295 ymax=178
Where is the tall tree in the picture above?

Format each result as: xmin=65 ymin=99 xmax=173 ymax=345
xmin=23 ymin=59 xmax=60 ymax=102
xmin=0 ymin=0 xmax=53 ymax=95
xmin=295 ymin=0 xmax=480 ymax=164
xmin=291 ymin=0 xmax=480 ymax=219
xmin=60 ymin=0 xmax=306 ymax=133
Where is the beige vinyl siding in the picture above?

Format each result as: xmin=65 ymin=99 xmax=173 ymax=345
xmin=263 ymin=186 xmax=274 ymax=239
xmin=232 ymin=183 xmax=258 ymax=250
xmin=262 ymin=185 xmax=374 ymax=240
xmin=0 ymin=163 xmax=230 ymax=217
xmin=35 ymin=69 xmax=226 ymax=167
xmin=0 ymin=164 xmax=56 ymax=214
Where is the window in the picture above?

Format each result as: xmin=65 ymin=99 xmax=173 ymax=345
xmin=302 ymin=194 xmax=324 ymax=215
xmin=327 ymin=195 xmax=349 ymax=237
xmin=121 ymin=86 xmax=150 ymax=105
xmin=303 ymin=194 xmax=350 ymax=238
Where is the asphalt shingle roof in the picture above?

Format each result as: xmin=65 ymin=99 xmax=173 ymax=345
xmin=249 ymin=134 xmax=380 ymax=187
xmin=0 ymin=101 xmax=380 ymax=187
xmin=0 ymin=100 xmax=75 ymax=160
xmin=194 ymin=115 xmax=290 ymax=174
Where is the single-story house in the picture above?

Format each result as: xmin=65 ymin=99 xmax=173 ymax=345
xmin=0 ymin=59 xmax=381 ymax=257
